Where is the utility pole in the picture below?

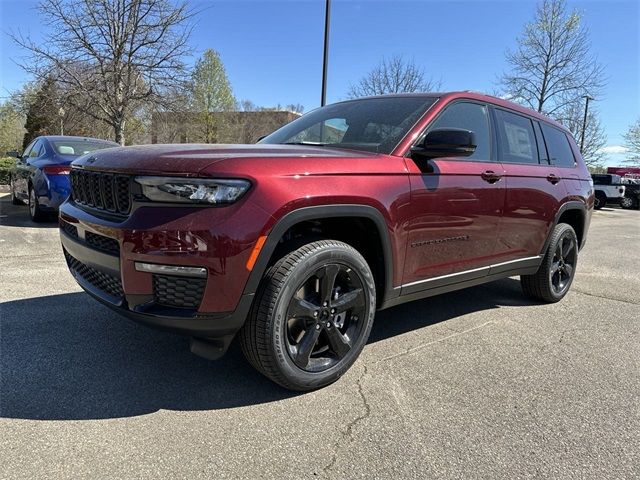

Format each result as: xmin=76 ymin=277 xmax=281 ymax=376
xmin=580 ymin=95 xmax=593 ymax=152
xmin=321 ymin=0 xmax=331 ymax=107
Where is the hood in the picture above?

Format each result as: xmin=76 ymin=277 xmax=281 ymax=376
xmin=71 ymin=143 xmax=379 ymax=176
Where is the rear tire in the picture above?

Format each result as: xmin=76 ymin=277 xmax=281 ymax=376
xmin=239 ymin=240 xmax=376 ymax=391
xmin=594 ymin=191 xmax=606 ymax=210
xmin=28 ymin=186 xmax=47 ymax=222
xmin=620 ymin=196 xmax=634 ymax=209
xmin=521 ymin=223 xmax=578 ymax=303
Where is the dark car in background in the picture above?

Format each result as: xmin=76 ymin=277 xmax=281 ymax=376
xmin=10 ymin=136 xmax=118 ymax=222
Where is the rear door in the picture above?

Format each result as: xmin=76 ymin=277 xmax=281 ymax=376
xmin=403 ymin=101 xmax=506 ymax=289
xmin=493 ymin=109 xmax=568 ymax=262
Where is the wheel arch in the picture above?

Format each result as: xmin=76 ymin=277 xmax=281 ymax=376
xmin=540 ymin=201 xmax=587 ymax=254
xmin=242 ymin=204 xmax=397 ymax=306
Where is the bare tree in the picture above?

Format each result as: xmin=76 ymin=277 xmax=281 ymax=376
xmin=12 ymin=0 xmax=194 ymax=145
xmin=622 ymin=119 xmax=640 ymax=166
xmin=555 ymin=102 xmax=607 ymax=167
xmin=500 ymin=0 xmax=604 ymax=116
xmin=347 ymin=55 xmax=441 ymax=98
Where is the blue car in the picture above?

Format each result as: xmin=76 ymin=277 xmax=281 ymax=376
xmin=9 ymin=135 xmax=119 ymax=222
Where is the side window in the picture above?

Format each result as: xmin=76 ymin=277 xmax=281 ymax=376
xmin=426 ymin=102 xmax=491 ymax=160
xmin=591 ymin=175 xmax=607 ymax=185
xmin=495 ymin=109 xmax=539 ymax=164
xmin=541 ymin=124 xmax=576 ymax=168
xmin=29 ymin=140 xmax=42 ymax=158
xmin=22 ymin=140 xmax=36 ymax=159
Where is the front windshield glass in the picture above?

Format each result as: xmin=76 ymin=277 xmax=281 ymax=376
xmin=51 ymin=140 xmax=117 ymax=156
xmin=260 ymin=96 xmax=438 ymax=154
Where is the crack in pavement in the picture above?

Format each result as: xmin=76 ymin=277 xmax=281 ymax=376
xmin=376 ymin=320 xmax=497 ymax=364
xmin=321 ymin=364 xmax=372 ymax=476
xmin=572 ymin=289 xmax=640 ymax=306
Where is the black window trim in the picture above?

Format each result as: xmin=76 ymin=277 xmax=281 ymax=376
xmin=491 ymin=106 xmax=544 ymax=166
xmin=408 ymin=98 xmax=497 ymax=163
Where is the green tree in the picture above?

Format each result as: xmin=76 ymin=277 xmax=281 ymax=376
xmin=622 ymin=119 xmax=640 ymax=166
xmin=0 ymin=102 xmax=25 ymax=154
xmin=22 ymin=76 xmax=62 ymax=148
xmin=190 ymin=49 xmax=235 ymax=143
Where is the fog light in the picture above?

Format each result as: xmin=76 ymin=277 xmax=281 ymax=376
xmin=135 ymin=262 xmax=207 ymax=277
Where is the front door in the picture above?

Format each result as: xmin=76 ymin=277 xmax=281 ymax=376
xmin=402 ymin=101 xmax=506 ymax=291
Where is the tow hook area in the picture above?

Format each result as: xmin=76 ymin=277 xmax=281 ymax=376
xmin=190 ymin=335 xmax=235 ymax=360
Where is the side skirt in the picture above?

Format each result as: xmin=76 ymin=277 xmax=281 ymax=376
xmin=379 ymin=256 xmax=542 ymax=310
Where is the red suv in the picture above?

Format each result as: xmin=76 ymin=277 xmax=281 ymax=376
xmin=59 ymin=92 xmax=593 ymax=390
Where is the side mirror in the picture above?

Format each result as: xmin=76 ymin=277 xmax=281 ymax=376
xmin=5 ymin=150 xmax=20 ymax=158
xmin=411 ymin=128 xmax=477 ymax=159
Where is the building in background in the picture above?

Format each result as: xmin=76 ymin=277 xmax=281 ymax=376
xmin=150 ymin=110 xmax=300 ymax=144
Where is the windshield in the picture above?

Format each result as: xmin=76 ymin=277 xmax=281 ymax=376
xmin=260 ymin=96 xmax=438 ymax=154
xmin=51 ymin=139 xmax=118 ymax=156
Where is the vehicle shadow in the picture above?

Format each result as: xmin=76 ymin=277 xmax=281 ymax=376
xmin=0 ymin=196 xmax=58 ymax=228
xmin=0 ymin=278 xmax=536 ymax=421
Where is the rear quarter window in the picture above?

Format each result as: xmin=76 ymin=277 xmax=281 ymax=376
xmin=541 ymin=124 xmax=576 ymax=168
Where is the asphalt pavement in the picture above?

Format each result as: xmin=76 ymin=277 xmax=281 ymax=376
xmin=1 ymin=195 xmax=638 ymax=479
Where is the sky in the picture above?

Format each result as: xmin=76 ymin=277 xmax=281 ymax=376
xmin=0 ymin=0 xmax=638 ymax=165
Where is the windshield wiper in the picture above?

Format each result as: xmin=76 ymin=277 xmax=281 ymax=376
xmin=282 ymin=141 xmax=327 ymax=146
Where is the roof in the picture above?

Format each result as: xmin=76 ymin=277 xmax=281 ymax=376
xmin=336 ymin=91 xmax=568 ymax=133
xmin=40 ymin=135 xmax=118 ymax=144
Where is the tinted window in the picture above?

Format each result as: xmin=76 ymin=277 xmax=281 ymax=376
xmin=541 ymin=124 xmax=576 ymax=167
xmin=533 ymin=122 xmax=549 ymax=164
xmin=261 ymin=96 xmax=438 ymax=154
xmin=591 ymin=174 xmax=610 ymax=185
xmin=426 ymin=102 xmax=490 ymax=160
xmin=495 ymin=109 xmax=538 ymax=164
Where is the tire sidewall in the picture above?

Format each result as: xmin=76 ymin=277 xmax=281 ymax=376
xmin=267 ymin=245 xmax=376 ymax=389
xmin=543 ymin=224 xmax=578 ymax=301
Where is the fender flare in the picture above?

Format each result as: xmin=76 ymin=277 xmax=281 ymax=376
xmin=539 ymin=201 xmax=587 ymax=255
xmin=242 ymin=204 xmax=397 ymax=304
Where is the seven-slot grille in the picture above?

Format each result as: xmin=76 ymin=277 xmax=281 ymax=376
xmin=70 ymin=169 xmax=131 ymax=215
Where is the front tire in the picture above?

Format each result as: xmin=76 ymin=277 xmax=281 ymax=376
xmin=594 ymin=192 xmax=606 ymax=210
xmin=28 ymin=186 xmax=47 ymax=222
xmin=521 ymin=223 xmax=578 ymax=303
xmin=240 ymin=240 xmax=376 ymax=391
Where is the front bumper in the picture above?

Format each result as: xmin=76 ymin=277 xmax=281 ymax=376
xmin=57 ymin=197 xmax=270 ymax=351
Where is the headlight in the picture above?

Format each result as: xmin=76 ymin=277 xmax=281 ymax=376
xmin=135 ymin=177 xmax=251 ymax=204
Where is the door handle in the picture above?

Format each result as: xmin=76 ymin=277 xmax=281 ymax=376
xmin=546 ymin=173 xmax=560 ymax=184
xmin=481 ymin=170 xmax=502 ymax=184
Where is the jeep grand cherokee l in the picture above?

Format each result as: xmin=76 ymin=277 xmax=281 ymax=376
xmin=59 ymin=92 xmax=593 ymax=391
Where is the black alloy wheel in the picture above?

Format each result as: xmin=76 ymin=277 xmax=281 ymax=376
xmin=549 ymin=230 xmax=577 ymax=297
xmin=521 ymin=223 xmax=578 ymax=303
xmin=240 ymin=240 xmax=376 ymax=391
xmin=285 ymin=263 xmax=367 ymax=372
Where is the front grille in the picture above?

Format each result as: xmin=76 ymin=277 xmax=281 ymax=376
xmin=85 ymin=231 xmax=120 ymax=256
xmin=64 ymin=249 xmax=123 ymax=299
xmin=70 ymin=169 xmax=131 ymax=215
xmin=153 ymin=274 xmax=206 ymax=309
xmin=60 ymin=220 xmax=78 ymax=238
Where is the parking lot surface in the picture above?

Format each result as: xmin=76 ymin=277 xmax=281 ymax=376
xmin=1 ymin=195 xmax=638 ymax=479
